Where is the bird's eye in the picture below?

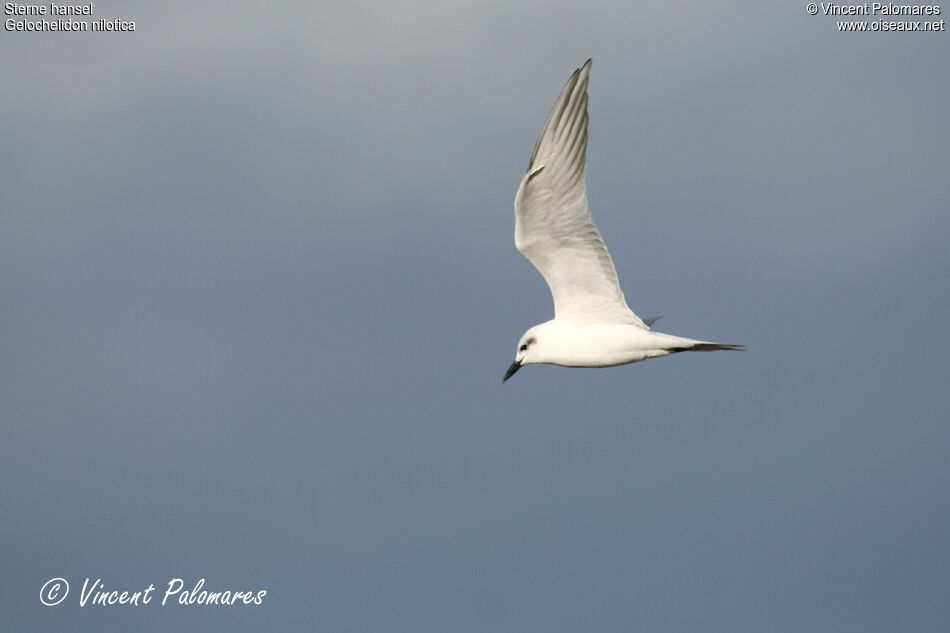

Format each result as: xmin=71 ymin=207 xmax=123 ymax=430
xmin=519 ymin=344 xmax=528 ymax=352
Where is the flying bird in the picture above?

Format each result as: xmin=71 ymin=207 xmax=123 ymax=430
xmin=504 ymin=59 xmax=743 ymax=382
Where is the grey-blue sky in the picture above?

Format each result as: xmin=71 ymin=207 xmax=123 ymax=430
xmin=2 ymin=2 xmax=949 ymax=632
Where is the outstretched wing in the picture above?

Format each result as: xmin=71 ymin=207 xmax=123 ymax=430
xmin=514 ymin=59 xmax=646 ymax=328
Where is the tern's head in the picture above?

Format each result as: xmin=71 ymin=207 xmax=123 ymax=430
xmin=503 ymin=327 xmax=542 ymax=382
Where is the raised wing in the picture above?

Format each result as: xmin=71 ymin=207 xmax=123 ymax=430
xmin=514 ymin=59 xmax=646 ymax=328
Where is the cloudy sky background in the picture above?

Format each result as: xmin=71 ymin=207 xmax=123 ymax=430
xmin=3 ymin=1 xmax=949 ymax=631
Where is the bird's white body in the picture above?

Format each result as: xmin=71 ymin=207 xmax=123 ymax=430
xmin=504 ymin=59 xmax=742 ymax=381
xmin=518 ymin=321 xmax=721 ymax=368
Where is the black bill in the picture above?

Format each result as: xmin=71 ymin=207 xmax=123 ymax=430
xmin=502 ymin=360 xmax=522 ymax=383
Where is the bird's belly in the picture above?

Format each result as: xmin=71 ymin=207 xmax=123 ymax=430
xmin=545 ymin=325 xmax=671 ymax=367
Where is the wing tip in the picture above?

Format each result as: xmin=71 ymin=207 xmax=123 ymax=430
xmin=526 ymin=60 xmax=590 ymax=170
xmin=578 ymin=58 xmax=592 ymax=82
xmin=687 ymin=342 xmax=746 ymax=352
xmin=574 ymin=58 xmax=593 ymax=85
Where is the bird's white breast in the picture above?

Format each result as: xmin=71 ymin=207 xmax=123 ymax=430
xmin=533 ymin=321 xmax=681 ymax=367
